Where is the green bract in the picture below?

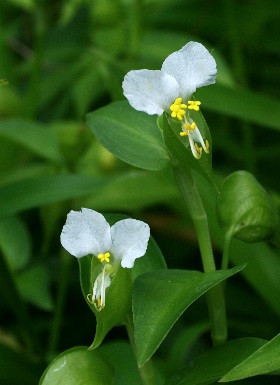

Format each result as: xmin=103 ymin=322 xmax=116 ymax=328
xmin=217 ymin=171 xmax=277 ymax=243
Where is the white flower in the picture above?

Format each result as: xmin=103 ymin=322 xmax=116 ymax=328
xmin=122 ymin=41 xmax=216 ymax=159
xmin=60 ymin=208 xmax=150 ymax=310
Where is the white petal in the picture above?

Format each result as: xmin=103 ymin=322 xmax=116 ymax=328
xmin=161 ymin=41 xmax=216 ymax=100
xmin=92 ymin=268 xmax=111 ymax=309
xmin=110 ymin=219 xmax=150 ymax=268
xmin=122 ymin=69 xmax=180 ymax=116
xmin=60 ymin=208 xmax=112 ymax=258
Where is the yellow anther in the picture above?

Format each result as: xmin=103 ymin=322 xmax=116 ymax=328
xmin=180 ymin=131 xmax=188 ymax=137
xmin=188 ymin=100 xmax=201 ymax=111
xmin=205 ymin=140 xmax=210 ymax=153
xmin=97 ymin=297 xmax=101 ymax=309
xmin=183 ymin=122 xmax=196 ymax=131
xmin=98 ymin=252 xmax=110 ymax=263
xmin=170 ymin=97 xmax=187 ymax=121
xmin=195 ymin=143 xmax=202 ymax=154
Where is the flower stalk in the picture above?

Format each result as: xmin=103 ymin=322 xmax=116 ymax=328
xmin=173 ymin=164 xmax=227 ymax=345
xmin=125 ymin=312 xmax=156 ymax=385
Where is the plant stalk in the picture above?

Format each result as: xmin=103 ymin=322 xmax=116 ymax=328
xmin=125 ymin=312 xmax=156 ymax=385
xmin=174 ymin=166 xmax=227 ymax=345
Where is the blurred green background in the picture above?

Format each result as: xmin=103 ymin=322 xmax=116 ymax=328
xmin=0 ymin=0 xmax=280 ymax=384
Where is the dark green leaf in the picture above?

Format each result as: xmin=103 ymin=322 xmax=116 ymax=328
xmin=86 ymin=100 xmax=170 ymax=170
xmin=133 ymin=265 xmax=244 ymax=367
xmin=166 ymin=338 xmax=267 ymax=385
xmin=221 ymin=333 xmax=280 ymax=382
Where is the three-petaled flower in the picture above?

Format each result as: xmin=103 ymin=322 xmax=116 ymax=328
xmin=60 ymin=208 xmax=150 ymax=311
xmin=122 ymin=41 xmax=216 ymax=159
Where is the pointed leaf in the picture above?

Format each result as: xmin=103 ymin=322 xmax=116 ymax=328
xmin=86 ymin=100 xmax=170 ymax=170
xmin=221 ymin=332 xmax=280 ymax=382
xmin=39 ymin=346 xmax=114 ymax=385
xmin=133 ymin=265 xmax=244 ymax=367
xmin=166 ymin=338 xmax=267 ymax=385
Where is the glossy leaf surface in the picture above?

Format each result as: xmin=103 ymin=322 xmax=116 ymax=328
xmin=133 ymin=265 xmax=244 ymax=367
xmin=40 ymin=346 xmax=114 ymax=385
xmin=87 ymin=100 xmax=170 ymax=170
xmin=221 ymin=332 xmax=280 ymax=382
xmin=166 ymin=338 xmax=267 ymax=385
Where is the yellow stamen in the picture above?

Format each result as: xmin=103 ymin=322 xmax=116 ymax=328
xmin=188 ymin=100 xmax=201 ymax=111
xmin=97 ymin=297 xmax=101 ymax=309
xmin=87 ymin=293 xmax=93 ymax=304
xmin=195 ymin=143 xmax=202 ymax=155
xmin=183 ymin=122 xmax=196 ymax=131
xmin=180 ymin=131 xmax=188 ymax=137
xmin=98 ymin=252 xmax=110 ymax=263
xmin=170 ymin=97 xmax=187 ymax=121
xmin=205 ymin=140 xmax=210 ymax=153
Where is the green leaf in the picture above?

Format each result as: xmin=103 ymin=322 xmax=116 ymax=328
xmin=162 ymin=112 xmax=215 ymax=187
xmin=0 ymin=119 xmax=62 ymax=163
xmin=86 ymin=100 xmax=170 ymax=170
xmin=197 ymin=84 xmax=280 ymax=132
xmin=39 ymin=346 xmax=114 ymax=385
xmin=221 ymin=332 xmax=280 ymax=382
xmin=0 ymin=215 xmax=31 ymax=270
xmin=0 ymin=175 xmax=106 ymax=216
xmin=133 ymin=265 xmax=244 ymax=367
xmin=166 ymin=338 xmax=267 ymax=385
xmin=78 ymin=256 xmax=132 ymax=349
xmin=131 ymin=235 xmax=167 ymax=281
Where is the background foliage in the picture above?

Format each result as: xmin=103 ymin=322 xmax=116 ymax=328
xmin=1 ymin=0 xmax=280 ymax=384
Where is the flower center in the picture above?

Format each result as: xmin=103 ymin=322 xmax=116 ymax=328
xmin=170 ymin=98 xmax=202 ymax=121
xmin=87 ymin=263 xmax=113 ymax=311
xmin=169 ymin=98 xmax=187 ymax=121
xmin=98 ymin=252 xmax=110 ymax=263
xmin=180 ymin=122 xmax=196 ymax=136
xmin=187 ymin=100 xmax=201 ymax=111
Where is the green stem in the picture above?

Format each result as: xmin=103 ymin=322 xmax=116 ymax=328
xmin=221 ymin=230 xmax=233 ymax=270
xmin=174 ymin=166 xmax=227 ymax=345
xmin=125 ymin=312 xmax=156 ymax=385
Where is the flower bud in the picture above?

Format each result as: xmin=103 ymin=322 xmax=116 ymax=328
xmin=217 ymin=171 xmax=277 ymax=243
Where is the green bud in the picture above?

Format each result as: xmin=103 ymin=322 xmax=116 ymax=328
xmin=217 ymin=171 xmax=277 ymax=243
